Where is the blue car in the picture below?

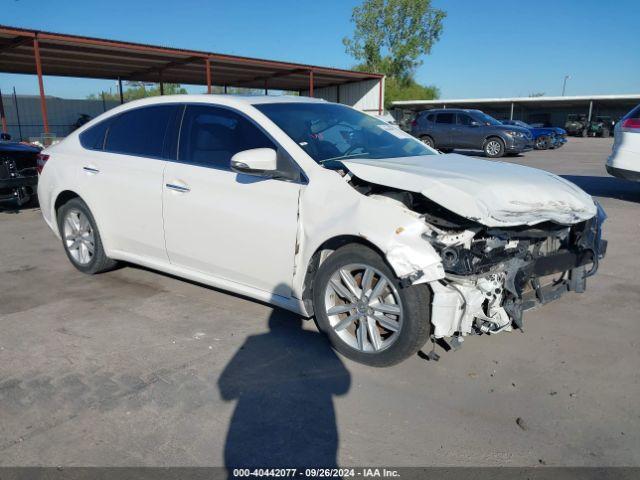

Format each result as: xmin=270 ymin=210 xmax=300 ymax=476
xmin=502 ymin=120 xmax=567 ymax=150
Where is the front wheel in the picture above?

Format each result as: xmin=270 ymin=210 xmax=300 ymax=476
xmin=312 ymin=244 xmax=431 ymax=367
xmin=484 ymin=137 xmax=505 ymax=158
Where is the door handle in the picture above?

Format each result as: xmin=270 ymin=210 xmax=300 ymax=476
xmin=83 ymin=166 xmax=100 ymax=174
xmin=165 ymin=183 xmax=191 ymax=193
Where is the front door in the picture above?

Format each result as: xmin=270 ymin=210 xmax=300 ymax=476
xmin=162 ymin=104 xmax=301 ymax=297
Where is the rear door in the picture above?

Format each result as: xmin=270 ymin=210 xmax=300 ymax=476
xmin=77 ymin=104 xmax=179 ymax=261
xmin=433 ymin=112 xmax=455 ymax=147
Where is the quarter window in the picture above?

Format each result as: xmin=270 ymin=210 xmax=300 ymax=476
xmin=179 ymin=105 xmax=276 ymax=170
xmin=79 ymin=120 xmax=109 ymax=150
xmin=104 ymin=105 xmax=177 ymax=158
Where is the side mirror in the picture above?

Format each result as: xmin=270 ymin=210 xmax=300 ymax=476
xmin=230 ymin=148 xmax=278 ymax=177
xmin=470 ymin=121 xmax=481 ymax=127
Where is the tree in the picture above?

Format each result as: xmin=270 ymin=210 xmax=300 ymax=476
xmin=384 ymin=76 xmax=439 ymax=108
xmin=343 ymin=0 xmax=445 ymax=109
xmin=343 ymin=0 xmax=446 ymax=81
xmin=87 ymin=81 xmax=187 ymax=102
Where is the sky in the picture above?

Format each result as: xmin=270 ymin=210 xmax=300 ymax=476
xmin=1 ymin=0 xmax=638 ymax=100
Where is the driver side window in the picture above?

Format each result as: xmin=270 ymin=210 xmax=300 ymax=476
xmin=457 ymin=114 xmax=474 ymax=126
xmin=179 ymin=105 xmax=276 ymax=170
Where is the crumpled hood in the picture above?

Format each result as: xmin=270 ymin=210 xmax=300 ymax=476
xmin=342 ymin=153 xmax=597 ymax=227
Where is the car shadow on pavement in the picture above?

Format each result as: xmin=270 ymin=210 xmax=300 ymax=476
xmin=561 ymin=175 xmax=640 ymax=203
xmin=218 ymin=306 xmax=351 ymax=471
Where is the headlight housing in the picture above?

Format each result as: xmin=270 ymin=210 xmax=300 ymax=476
xmin=506 ymin=130 xmax=525 ymax=138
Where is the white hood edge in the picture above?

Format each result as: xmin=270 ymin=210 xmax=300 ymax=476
xmin=342 ymin=154 xmax=597 ymax=227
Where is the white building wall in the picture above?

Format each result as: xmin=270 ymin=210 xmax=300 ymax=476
xmin=301 ymin=78 xmax=383 ymax=113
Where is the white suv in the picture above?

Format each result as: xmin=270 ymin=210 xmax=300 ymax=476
xmin=607 ymin=104 xmax=640 ymax=181
xmin=38 ymin=95 xmax=607 ymax=366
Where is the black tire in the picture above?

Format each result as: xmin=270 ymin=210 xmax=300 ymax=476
xmin=581 ymin=129 xmax=588 ymax=137
xmin=483 ymin=137 xmax=505 ymax=158
xmin=535 ymin=135 xmax=550 ymax=150
xmin=312 ymin=244 xmax=431 ymax=367
xmin=420 ymin=135 xmax=435 ymax=148
xmin=57 ymin=197 xmax=117 ymax=274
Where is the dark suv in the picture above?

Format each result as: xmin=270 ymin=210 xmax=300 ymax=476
xmin=411 ymin=109 xmax=533 ymax=158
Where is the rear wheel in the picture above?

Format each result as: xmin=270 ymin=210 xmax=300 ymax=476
xmin=420 ymin=135 xmax=435 ymax=148
xmin=484 ymin=137 xmax=505 ymax=158
xmin=312 ymin=244 xmax=431 ymax=367
xmin=57 ymin=197 xmax=117 ymax=274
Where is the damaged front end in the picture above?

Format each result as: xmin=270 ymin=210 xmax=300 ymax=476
xmin=350 ymin=174 xmax=607 ymax=340
xmin=0 ymin=142 xmax=41 ymax=206
xmin=424 ymin=200 xmax=607 ymax=338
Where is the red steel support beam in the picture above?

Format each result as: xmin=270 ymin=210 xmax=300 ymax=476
xmin=309 ymin=69 xmax=314 ymax=97
xmin=378 ymin=78 xmax=383 ymax=115
xmin=205 ymin=58 xmax=212 ymax=94
xmin=33 ymin=37 xmax=49 ymax=134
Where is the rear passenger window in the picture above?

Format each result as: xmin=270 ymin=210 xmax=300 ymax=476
xmin=79 ymin=120 xmax=109 ymax=150
xmin=436 ymin=113 xmax=455 ymax=124
xmin=104 ymin=105 xmax=177 ymax=158
xmin=179 ymin=105 xmax=276 ymax=170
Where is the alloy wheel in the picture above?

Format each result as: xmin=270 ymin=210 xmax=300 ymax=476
xmin=323 ymin=263 xmax=403 ymax=353
xmin=486 ymin=140 xmax=501 ymax=156
xmin=63 ymin=209 xmax=95 ymax=265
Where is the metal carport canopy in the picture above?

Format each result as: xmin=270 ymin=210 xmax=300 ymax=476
xmin=0 ymin=25 xmax=383 ymax=132
xmin=392 ymin=94 xmax=640 ymax=110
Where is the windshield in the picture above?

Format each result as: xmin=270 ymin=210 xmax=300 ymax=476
xmin=255 ymin=102 xmax=434 ymax=164
xmin=473 ymin=111 xmax=503 ymax=126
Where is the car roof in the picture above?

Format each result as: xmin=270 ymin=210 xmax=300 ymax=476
xmin=112 ymin=94 xmax=327 ymax=110
xmin=420 ymin=108 xmax=481 ymax=114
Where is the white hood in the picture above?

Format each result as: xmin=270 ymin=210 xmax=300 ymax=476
xmin=342 ymin=154 xmax=596 ymax=227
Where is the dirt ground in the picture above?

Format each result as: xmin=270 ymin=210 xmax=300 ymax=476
xmin=0 ymin=137 xmax=638 ymax=467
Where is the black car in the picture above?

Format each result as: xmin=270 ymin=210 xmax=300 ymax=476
xmin=0 ymin=134 xmax=42 ymax=206
xmin=411 ymin=109 xmax=533 ymax=158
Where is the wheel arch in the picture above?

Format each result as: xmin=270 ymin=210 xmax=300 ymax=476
xmin=301 ymin=235 xmax=389 ymax=317
xmin=483 ymin=134 xmax=506 ymax=146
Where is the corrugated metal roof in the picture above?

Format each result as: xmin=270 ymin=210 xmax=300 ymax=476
xmin=393 ymin=94 xmax=640 ymax=107
xmin=0 ymin=24 xmax=383 ymax=91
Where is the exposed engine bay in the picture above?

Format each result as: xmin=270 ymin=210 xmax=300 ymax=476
xmin=347 ymin=173 xmax=608 ymax=339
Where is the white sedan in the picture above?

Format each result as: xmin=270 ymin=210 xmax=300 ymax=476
xmin=607 ymin=104 xmax=640 ymax=181
xmin=37 ymin=95 xmax=607 ymax=366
